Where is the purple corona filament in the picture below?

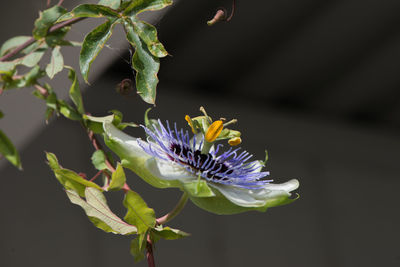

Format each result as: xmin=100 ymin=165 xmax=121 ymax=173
xmin=137 ymin=120 xmax=272 ymax=189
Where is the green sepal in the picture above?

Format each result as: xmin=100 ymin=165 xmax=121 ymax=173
xmin=182 ymin=180 xmax=215 ymax=198
xmin=33 ymin=5 xmax=67 ymax=39
xmin=108 ymin=163 xmax=126 ymax=191
xmin=123 ymin=0 xmax=173 ymax=16
xmin=0 ymin=36 xmax=31 ymax=56
xmin=83 ymin=114 xmax=114 ymax=134
xmin=46 ymin=152 xmax=102 ymax=197
xmin=0 ymin=129 xmax=22 ymax=170
xmin=129 ymin=235 xmax=147 ymax=263
xmin=123 ymin=190 xmax=156 ymax=234
xmin=80 ymin=18 xmax=118 ymax=83
xmin=57 ymin=4 xmax=120 ymax=23
xmin=66 ymin=187 xmax=137 ymax=235
xmin=98 ymin=0 xmax=121 ymax=9
xmin=67 ymin=67 xmax=85 ymax=114
xmin=46 ymin=46 xmax=64 ymax=79
xmin=124 ymin=19 xmax=159 ymax=104
xmin=91 ymin=150 xmax=108 ymax=170
xmin=151 ymin=225 xmax=189 ymax=242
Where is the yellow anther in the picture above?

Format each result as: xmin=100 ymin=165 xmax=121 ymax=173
xmin=205 ymin=120 xmax=223 ymax=142
xmin=228 ymin=137 xmax=242 ymax=146
xmin=185 ymin=115 xmax=196 ymax=134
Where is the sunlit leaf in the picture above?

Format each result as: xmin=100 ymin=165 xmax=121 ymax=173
xmin=80 ymin=19 xmax=118 ymax=83
xmin=98 ymin=0 xmax=121 ymax=9
xmin=124 ymin=0 xmax=172 ymax=16
xmin=33 ymin=5 xmax=67 ymax=39
xmin=124 ymin=20 xmax=159 ymax=104
xmin=123 ymin=189 xmax=156 ymax=234
xmin=133 ymin=20 xmax=168 ymax=58
xmin=46 ymin=152 xmax=103 ymax=197
xmin=57 ymin=4 xmax=119 ymax=22
xmin=66 ymin=187 xmax=137 ymax=235
xmin=46 ymin=46 xmax=64 ymax=79
xmin=0 ymin=130 xmax=22 ymax=170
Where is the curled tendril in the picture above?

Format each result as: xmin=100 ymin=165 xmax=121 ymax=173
xmin=207 ymin=0 xmax=236 ymax=26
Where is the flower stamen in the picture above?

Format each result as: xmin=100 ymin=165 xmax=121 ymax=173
xmin=205 ymin=120 xmax=224 ymax=142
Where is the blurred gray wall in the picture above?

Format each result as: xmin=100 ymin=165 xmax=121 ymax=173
xmin=1 ymin=1 xmax=400 ymax=267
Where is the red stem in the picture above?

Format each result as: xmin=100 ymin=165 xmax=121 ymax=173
xmin=146 ymin=234 xmax=155 ymax=267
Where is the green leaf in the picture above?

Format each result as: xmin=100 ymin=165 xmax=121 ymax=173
xmin=0 ymin=61 xmax=17 ymax=74
xmin=21 ymin=50 xmax=46 ymax=68
xmin=124 ymin=0 xmax=172 ymax=16
xmin=57 ymin=4 xmax=119 ymax=22
xmin=133 ymin=20 xmax=168 ymax=58
xmin=46 ymin=92 xmax=58 ymax=110
xmin=109 ymin=109 xmax=123 ymax=125
xmin=46 ymin=152 xmax=103 ymax=197
xmin=0 ymin=130 xmax=22 ymax=170
xmin=22 ymin=66 xmax=46 ymax=86
xmin=58 ymin=100 xmax=82 ymax=121
xmin=152 ymin=225 xmax=189 ymax=241
xmin=33 ymin=5 xmax=67 ymax=39
xmin=124 ymin=20 xmax=160 ymax=104
xmin=123 ymin=190 xmax=156 ymax=234
xmin=183 ymin=180 xmax=215 ymax=198
xmin=66 ymin=187 xmax=137 ymax=235
xmin=129 ymin=236 xmax=146 ymax=262
xmin=98 ymin=0 xmax=121 ymax=9
xmin=91 ymin=150 xmax=108 ymax=170
xmin=4 ymin=66 xmax=46 ymax=90
xmin=80 ymin=19 xmax=118 ymax=83
xmin=108 ymin=163 xmax=126 ymax=191
xmin=45 ymin=26 xmax=70 ymax=47
xmin=0 ymin=36 xmax=31 ymax=57
xmin=46 ymin=46 xmax=64 ymax=79
xmin=67 ymin=68 xmax=85 ymax=114
xmin=0 ymin=110 xmax=3 ymax=119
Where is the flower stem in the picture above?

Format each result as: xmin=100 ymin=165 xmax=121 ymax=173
xmin=156 ymin=192 xmax=189 ymax=225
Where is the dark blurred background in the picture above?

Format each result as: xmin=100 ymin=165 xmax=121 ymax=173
xmin=1 ymin=0 xmax=400 ymax=266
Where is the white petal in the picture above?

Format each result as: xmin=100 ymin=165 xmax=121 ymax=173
xmin=146 ymin=158 xmax=197 ymax=181
xmin=212 ymin=179 xmax=299 ymax=208
xmin=103 ymin=122 xmax=148 ymax=158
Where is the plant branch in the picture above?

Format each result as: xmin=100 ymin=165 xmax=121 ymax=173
xmin=0 ymin=17 xmax=84 ymax=62
xmin=156 ymin=192 xmax=189 ymax=225
xmin=146 ymin=234 xmax=155 ymax=267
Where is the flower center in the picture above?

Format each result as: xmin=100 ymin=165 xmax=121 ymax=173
xmin=169 ymin=143 xmax=233 ymax=181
